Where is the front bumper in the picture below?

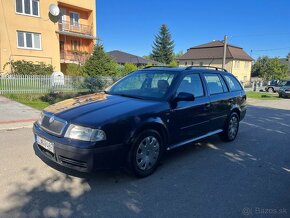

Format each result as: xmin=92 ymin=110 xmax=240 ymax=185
xmin=279 ymin=91 xmax=290 ymax=98
xmin=33 ymin=125 xmax=127 ymax=173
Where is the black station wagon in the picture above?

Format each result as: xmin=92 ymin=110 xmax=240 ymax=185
xmin=33 ymin=66 xmax=247 ymax=177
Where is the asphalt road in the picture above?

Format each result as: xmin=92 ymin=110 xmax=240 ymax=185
xmin=0 ymin=104 xmax=289 ymax=218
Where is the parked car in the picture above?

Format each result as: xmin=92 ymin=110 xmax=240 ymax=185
xmin=33 ymin=66 xmax=247 ymax=177
xmin=278 ymin=80 xmax=290 ymax=98
xmin=265 ymin=80 xmax=286 ymax=93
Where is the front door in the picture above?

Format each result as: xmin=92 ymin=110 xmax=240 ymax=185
xmin=169 ymin=74 xmax=211 ymax=145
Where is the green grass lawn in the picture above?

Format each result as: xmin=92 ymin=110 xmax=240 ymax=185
xmin=246 ymin=91 xmax=281 ymax=100
xmin=3 ymin=94 xmax=50 ymax=110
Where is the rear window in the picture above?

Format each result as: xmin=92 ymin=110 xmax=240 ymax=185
xmin=223 ymin=75 xmax=242 ymax=91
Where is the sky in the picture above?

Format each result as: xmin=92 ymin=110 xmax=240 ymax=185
xmin=97 ymin=0 xmax=290 ymax=60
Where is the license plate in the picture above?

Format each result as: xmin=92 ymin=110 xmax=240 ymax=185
xmin=36 ymin=136 xmax=55 ymax=153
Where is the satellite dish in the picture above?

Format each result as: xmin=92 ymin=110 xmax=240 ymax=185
xmin=49 ymin=4 xmax=60 ymax=17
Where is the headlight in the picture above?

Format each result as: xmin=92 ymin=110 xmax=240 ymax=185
xmin=37 ymin=112 xmax=44 ymax=126
xmin=64 ymin=124 xmax=106 ymax=142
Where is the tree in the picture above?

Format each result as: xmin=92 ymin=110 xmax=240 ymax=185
xmin=252 ymin=56 xmax=288 ymax=80
xmin=82 ymin=44 xmax=118 ymax=77
xmin=151 ymin=24 xmax=174 ymax=64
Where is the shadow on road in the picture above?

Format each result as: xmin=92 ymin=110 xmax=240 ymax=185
xmin=1 ymin=106 xmax=290 ymax=217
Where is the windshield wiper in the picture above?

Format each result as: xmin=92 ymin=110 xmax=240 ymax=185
xmin=114 ymin=93 xmax=145 ymax=100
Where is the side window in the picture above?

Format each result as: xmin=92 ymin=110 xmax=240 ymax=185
xmin=223 ymin=75 xmax=242 ymax=91
xmin=204 ymin=74 xmax=225 ymax=95
xmin=177 ymin=74 xmax=204 ymax=97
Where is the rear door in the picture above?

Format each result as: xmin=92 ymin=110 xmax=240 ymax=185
xmin=203 ymin=73 xmax=232 ymax=132
xmin=169 ymin=73 xmax=211 ymax=144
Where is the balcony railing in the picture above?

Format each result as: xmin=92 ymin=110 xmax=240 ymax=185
xmin=60 ymin=50 xmax=91 ymax=64
xmin=58 ymin=21 xmax=93 ymax=37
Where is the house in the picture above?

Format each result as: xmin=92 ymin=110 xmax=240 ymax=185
xmin=0 ymin=0 xmax=97 ymax=73
xmin=177 ymin=41 xmax=254 ymax=83
xmin=107 ymin=50 xmax=161 ymax=66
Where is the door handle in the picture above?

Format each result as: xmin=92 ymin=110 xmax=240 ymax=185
xmin=204 ymin=104 xmax=211 ymax=111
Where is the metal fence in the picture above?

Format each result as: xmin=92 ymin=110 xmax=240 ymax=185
xmin=0 ymin=75 xmax=117 ymax=94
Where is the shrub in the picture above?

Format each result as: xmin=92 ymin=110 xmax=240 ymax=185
xmin=3 ymin=60 xmax=53 ymax=75
xmin=65 ymin=63 xmax=83 ymax=76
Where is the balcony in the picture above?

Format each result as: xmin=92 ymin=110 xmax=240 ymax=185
xmin=58 ymin=21 xmax=95 ymax=39
xmin=60 ymin=50 xmax=91 ymax=64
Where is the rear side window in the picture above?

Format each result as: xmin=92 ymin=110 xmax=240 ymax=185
xmin=204 ymin=74 xmax=227 ymax=95
xmin=177 ymin=74 xmax=204 ymax=97
xmin=223 ymin=75 xmax=242 ymax=91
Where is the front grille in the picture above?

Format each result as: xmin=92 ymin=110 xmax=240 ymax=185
xmin=41 ymin=114 xmax=67 ymax=136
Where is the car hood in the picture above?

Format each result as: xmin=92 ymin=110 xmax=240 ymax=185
xmin=44 ymin=93 xmax=163 ymax=127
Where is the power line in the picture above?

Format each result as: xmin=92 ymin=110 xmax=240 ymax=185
xmin=251 ymin=46 xmax=290 ymax=52
xmin=230 ymin=32 xmax=290 ymax=38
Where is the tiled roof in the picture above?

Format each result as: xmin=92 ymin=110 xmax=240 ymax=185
xmin=178 ymin=41 xmax=253 ymax=61
xmin=107 ymin=50 xmax=162 ymax=65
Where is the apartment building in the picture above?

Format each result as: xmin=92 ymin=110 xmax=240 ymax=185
xmin=0 ymin=0 xmax=97 ymax=73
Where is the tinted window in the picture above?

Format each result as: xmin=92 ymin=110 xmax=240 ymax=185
xmin=224 ymin=75 xmax=242 ymax=91
xmin=177 ymin=74 xmax=204 ymax=97
xmin=204 ymin=74 xmax=224 ymax=95
xmin=108 ymin=71 xmax=176 ymax=100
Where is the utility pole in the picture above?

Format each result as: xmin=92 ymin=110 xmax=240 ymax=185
xmin=222 ymin=35 xmax=228 ymax=69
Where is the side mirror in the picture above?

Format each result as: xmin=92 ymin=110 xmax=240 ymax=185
xmin=173 ymin=92 xmax=195 ymax=102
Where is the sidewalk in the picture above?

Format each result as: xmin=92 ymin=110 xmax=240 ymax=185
xmin=0 ymin=96 xmax=40 ymax=130
xmin=247 ymin=98 xmax=290 ymax=110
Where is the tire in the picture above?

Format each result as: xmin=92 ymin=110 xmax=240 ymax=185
xmin=269 ymin=87 xmax=275 ymax=93
xmin=278 ymin=93 xmax=282 ymax=98
xmin=219 ymin=112 xmax=240 ymax=142
xmin=128 ymin=130 xmax=164 ymax=178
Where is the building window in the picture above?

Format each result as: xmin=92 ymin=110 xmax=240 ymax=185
xmin=71 ymin=40 xmax=80 ymax=50
xmin=191 ymin=61 xmax=194 ymax=65
xmin=70 ymin=12 xmax=80 ymax=26
xmin=16 ymin=0 xmax=39 ymax=16
xmin=17 ymin=31 xmax=41 ymax=50
xmin=244 ymin=62 xmax=249 ymax=70
xmin=234 ymin=60 xmax=240 ymax=68
xmin=184 ymin=61 xmax=187 ymax=66
xmin=199 ymin=62 xmax=203 ymax=66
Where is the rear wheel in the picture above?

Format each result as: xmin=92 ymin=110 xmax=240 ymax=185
xmin=268 ymin=87 xmax=275 ymax=93
xmin=219 ymin=112 xmax=240 ymax=142
xmin=128 ymin=130 xmax=164 ymax=177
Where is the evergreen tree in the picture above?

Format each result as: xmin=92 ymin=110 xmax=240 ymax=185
xmin=83 ymin=44 xmax=117 ymax=77
xmin=151 ymin=24 xmax=174 ymax=64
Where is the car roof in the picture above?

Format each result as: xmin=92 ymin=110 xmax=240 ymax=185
xmin=140 ymin=66 xmax=232 ymax=75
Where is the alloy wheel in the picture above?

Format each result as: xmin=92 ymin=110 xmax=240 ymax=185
xmin=228 ymin=116 xmax=239 ymax=140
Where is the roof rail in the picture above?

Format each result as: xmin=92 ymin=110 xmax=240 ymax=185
xmin=143 ymin=66 xmax=173 ymax=69
xmin=185 ymin=66 xmax=228 ymax=72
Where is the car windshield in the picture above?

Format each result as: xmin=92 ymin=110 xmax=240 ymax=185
xmin=278 ymin=81 xmax=287 ymax=85
xmin=107 ymin=70 xmax=176 ymax=100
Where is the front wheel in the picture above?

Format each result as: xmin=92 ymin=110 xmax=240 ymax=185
xmin=219 ymin=112 xmax=240 ymax=142
xmin=128 ymin=130 xmax=164 ymax=177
